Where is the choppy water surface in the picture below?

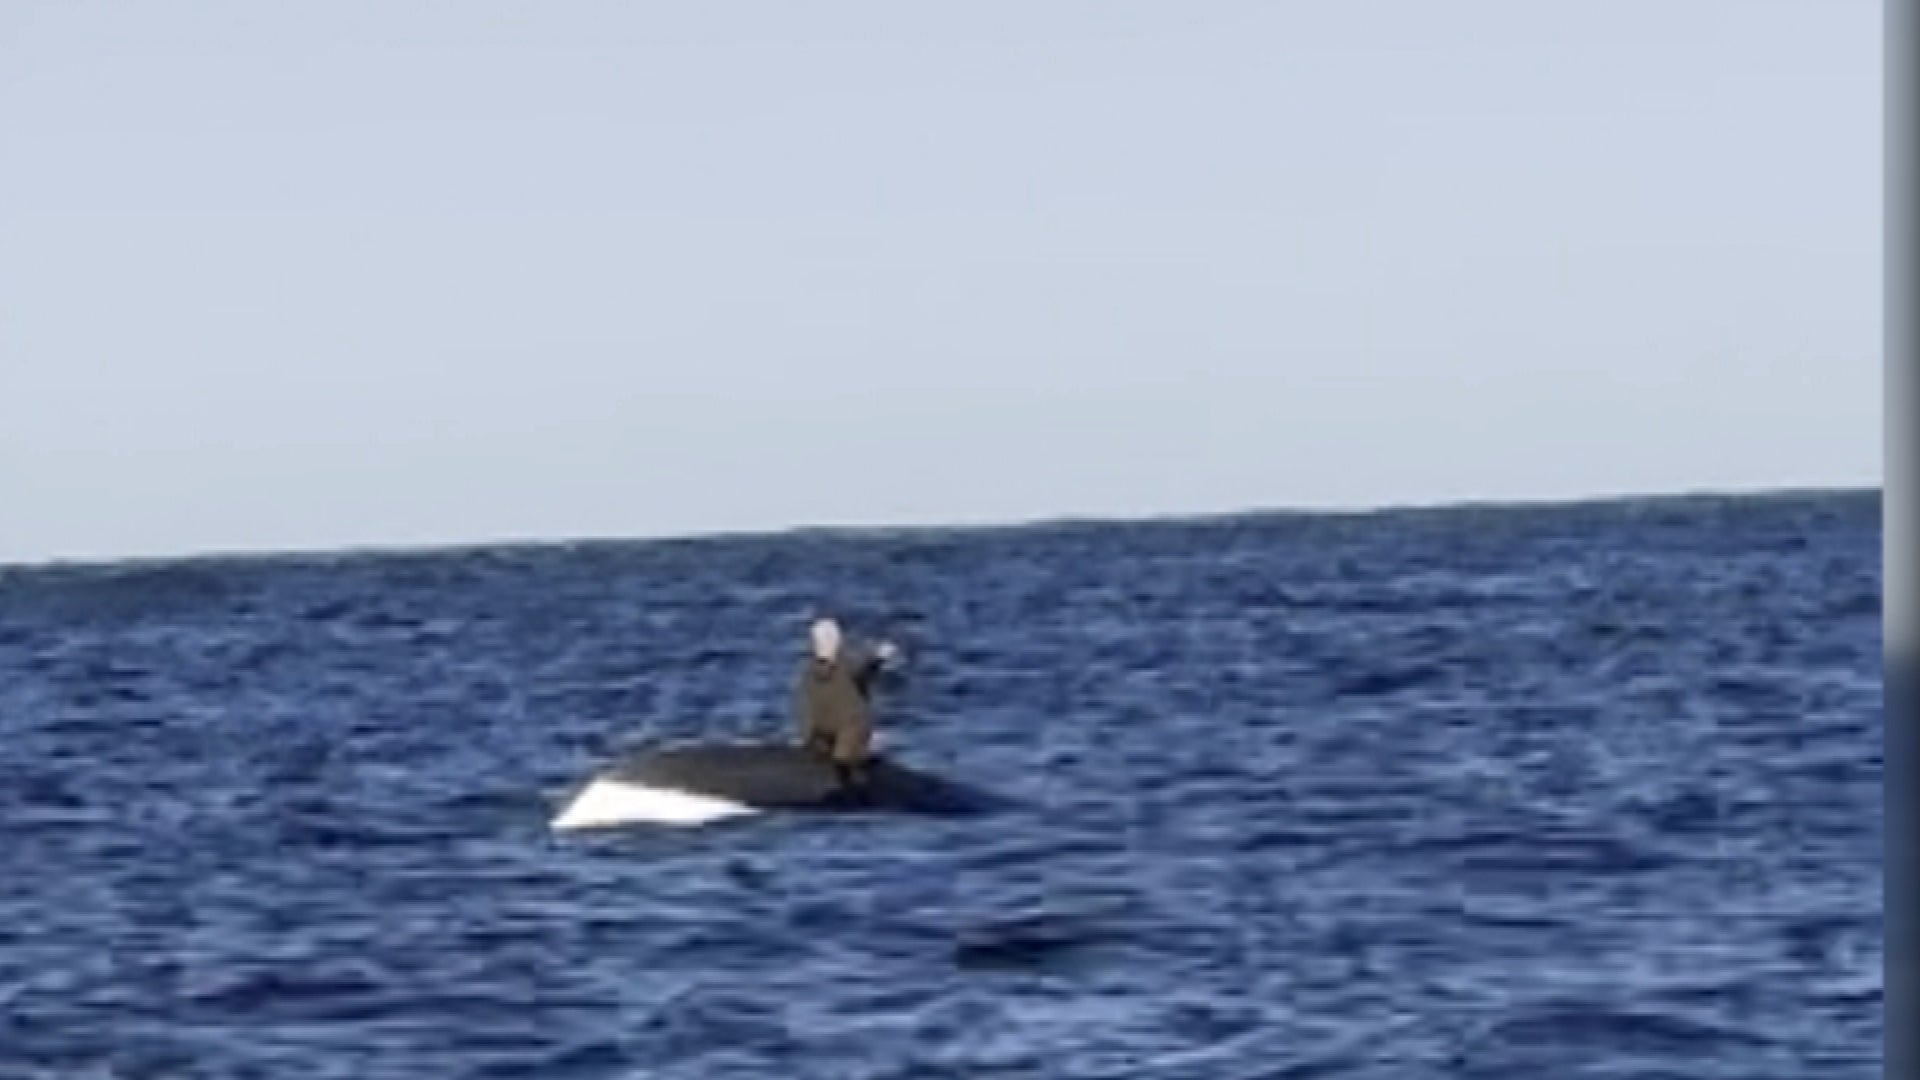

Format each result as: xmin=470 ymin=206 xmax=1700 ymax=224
xmin=0 ymin=491 xmax=1882 ymax=1078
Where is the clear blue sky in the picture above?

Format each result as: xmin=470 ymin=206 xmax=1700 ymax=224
xmin=0 ymin=1 xmax=1882 ymax=564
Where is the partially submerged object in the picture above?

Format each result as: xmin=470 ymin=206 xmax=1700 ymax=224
xmin=550 ymin=742 xmax=996 ymax=830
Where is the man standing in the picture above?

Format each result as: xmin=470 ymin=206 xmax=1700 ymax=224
xmin=795 ymin=617 xmax=900 ymax=790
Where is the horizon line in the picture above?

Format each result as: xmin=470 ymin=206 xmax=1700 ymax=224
xmin=0 ymin=480 xmax=1881 ymax=574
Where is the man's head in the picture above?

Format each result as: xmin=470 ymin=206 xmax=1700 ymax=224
xmin=810 ymin=617 xmax=842 ymax=661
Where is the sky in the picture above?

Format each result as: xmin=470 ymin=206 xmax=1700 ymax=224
xmin=0 ymin=1 xmax=1884 ymax=564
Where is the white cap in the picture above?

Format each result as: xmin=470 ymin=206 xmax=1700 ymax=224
xmin=810 ymin=618 xmax=842 ymax=660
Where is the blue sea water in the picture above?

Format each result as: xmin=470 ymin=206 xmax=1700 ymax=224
xmin=0 ymin=490 xmax=1883 ymax=1079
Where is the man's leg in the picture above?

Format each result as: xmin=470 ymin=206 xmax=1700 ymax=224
xmin=833 ymin=725 xmax=872 ymax=795
xmin=804 ymin=729 xmax=836 ymax=759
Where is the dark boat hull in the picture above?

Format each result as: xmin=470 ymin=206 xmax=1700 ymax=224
xmin=552 ymin=742 xmax=998 ymax=828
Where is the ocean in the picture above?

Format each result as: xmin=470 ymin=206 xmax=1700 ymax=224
xmin=0 ymin=490 xmax=1883 ymax=1078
